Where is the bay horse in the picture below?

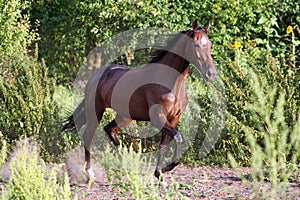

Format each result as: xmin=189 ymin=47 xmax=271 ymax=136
xmin=62 ymin=20 xmax=217 ymax=180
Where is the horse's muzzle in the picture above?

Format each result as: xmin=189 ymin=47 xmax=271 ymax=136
xmin=205 ymin=67 xmax=217 ymax=82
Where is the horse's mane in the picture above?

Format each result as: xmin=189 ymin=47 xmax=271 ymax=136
xmin=148 ymin=30 xmax=193 ymax=63
xmin=148 ymin=30 xmax=191 ymax=63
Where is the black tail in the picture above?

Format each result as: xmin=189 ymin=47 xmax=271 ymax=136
xmin=62 ymin=100 xmax=86 ymax=132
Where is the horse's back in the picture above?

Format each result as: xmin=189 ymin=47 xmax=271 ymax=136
xmin=88 ymin=64 xmax=131 ymax=107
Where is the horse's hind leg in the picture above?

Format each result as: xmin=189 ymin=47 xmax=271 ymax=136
xmin=104 ymin=115 xmax=132 ymax=146
xmin=83 ymin=100 xmax=105 ymax=178
xmin=83 ymin=122 xmax=98 ymax=177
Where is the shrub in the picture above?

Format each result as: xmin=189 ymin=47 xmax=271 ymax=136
xmin=0 ymin=0 xmax=79 ymax=159
xmin=29 ymin=0 xmax=299 ymax=85
xmin=0 ymin=53 xmax=78 ymax=160
xmin=0 ymin=141 xmax=74 ymax=200
xmin=229 ymin=69 xmax=300 ymax=198
xmin=97 ymin=143 xmax=188 ymax=200
xmin=0 ymin=131 xmax=7 ymax=172
xmin=0 ymin=0 xmax=37 ymax=56
xmin=194 ymin=19 xmax=299 ymax=166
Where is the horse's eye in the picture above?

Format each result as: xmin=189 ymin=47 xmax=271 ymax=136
xmin=195 ymin=43 xmax=200 ymax=48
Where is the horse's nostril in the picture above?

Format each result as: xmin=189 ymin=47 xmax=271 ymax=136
xmin=206 ymin=69 xmax=217 ymax=81
xmin=206 ymin=70 xmax=213 ymax=78
xmin=207 ymin=71 xmax=212 ymax=77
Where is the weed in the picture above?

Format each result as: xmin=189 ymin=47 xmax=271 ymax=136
xmin=229 ymin=69 xmax=300 ymax=199
xmin=0 ymin=141 xmax=75 ymax=200
xmin=97 ymin=143 xmax=189 ymax=199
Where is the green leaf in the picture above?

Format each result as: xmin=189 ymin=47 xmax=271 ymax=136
xmin=255 ymin=38 xmax=264 ymax=44
xmin=257 ymin=16 xmax=267 ymax=25
xmin=292 ymin=40 xmax=300 ymax=46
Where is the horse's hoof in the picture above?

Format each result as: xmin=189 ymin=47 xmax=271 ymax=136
xmin=113 ymin=137 xmax=120 ymax=146
xmin=162 ymin=161 xmax=179 ymax=173
xmin=154 ymin=169 xmax=163 ymax=181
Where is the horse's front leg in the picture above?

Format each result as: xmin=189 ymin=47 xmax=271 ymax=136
xmin=154 ymin=123 xmax=183 ymax=180
xmin=165 ymin=117 xmax=182 ymax=171
xmin=150 ymin=106 xmax=182 ymax=179
xmin=154 ymin=131 xmax=171 ymax=179
xmin=162 ymin=127 xmax=183 ymax=173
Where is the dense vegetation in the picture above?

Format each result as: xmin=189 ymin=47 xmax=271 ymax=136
xmin=0 ymin=0 xmax=299 ymax=198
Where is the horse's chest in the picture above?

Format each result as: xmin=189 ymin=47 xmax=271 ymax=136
xmin=160 ymin=92 xmax=188 ymax=118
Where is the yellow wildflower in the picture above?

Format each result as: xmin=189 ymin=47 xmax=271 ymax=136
xmin=286 ymin=25 xmax=293 ymax=34
xmin=232 ymin=41 xmax=241 ymax=49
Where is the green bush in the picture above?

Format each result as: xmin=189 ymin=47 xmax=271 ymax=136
xmin=0 ymin=53 xmax=78 ymax=160
xmin=98 ymin=143 xmax=188 ymax=200
xmin=0 ymin=141 xmax=74 ymax=200
xmin=0 ymin=55 xmax=53 ymax=140
xmin=0 ymin=131 xmax=7 ymax=172
xmin=0 ymin=0 xmax=37 ymax=56
xmin=29 ymin=0 xmax=299 ymax=84
xmin=0 ymin=0 xmax=79 ymax=159
xmin=194 ymin=18 xmax=299 ymax=165
xmin=1 ymin=0 xmax=298 ymax=167
xmin=229 ymin=69 xmax=300 ymax=198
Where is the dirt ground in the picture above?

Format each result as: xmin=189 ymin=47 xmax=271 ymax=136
xmin=1 ymin=141 xmax=299 ymax=200
xmin=64 ymin=147 xmax=300 ymax=200
xmin=72 ymin=165 xmax=300 ymax=200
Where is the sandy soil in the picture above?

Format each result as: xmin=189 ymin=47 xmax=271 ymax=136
xmin=71 ymin=164 xmax=300 ymax=200
xmin=64 ymin=147 xmax=299 ymax=200
xmin=1 ymin=141 xmax=299 ymax=199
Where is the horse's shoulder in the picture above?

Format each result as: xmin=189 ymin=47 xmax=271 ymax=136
xmin=160 ymin=93 xmax=176 ymax=104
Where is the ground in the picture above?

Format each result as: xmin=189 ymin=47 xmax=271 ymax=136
xmin=1 ymin=141 xmax=299 ymax=199
xmin=72 ymin=165 xmax=300 ymax=200
xmin=64 ymin=147 xmax=299 ymax=200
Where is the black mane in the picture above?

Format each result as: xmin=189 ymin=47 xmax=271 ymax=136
xmin=148 ymin=29 xmax=193 ymax=63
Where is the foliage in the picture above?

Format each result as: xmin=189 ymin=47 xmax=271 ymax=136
xmin=0 ymin=0 xmax=299 ymax=167
xmin=0 ymin=55 xmax=51 ymax=140
xmin=0 ymin=131 xmax=7 ymax=172
xmin=29 ymin=0 xmax=299 ymax=84
xmin=229 ymin=70 xmax=300 ymax=199
xmin=0 ymin=141 xmax=75 ymax=200
xmin=0 ymin=53 xmax=78 ymax=160
xmin=0 ymin=0 xmax=37 ymax=56
xmin=201 ymin=42 xmax=299 ymax=166
xmin=98 ymin=143 xmax=188 ymax=200
xmin=0 ymin=0 xmax=79 ymax=160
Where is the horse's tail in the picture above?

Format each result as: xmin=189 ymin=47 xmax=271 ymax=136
xmin=62 ymin=100 xmax=86 ymax=132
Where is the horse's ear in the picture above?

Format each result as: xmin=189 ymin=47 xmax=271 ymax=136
xmin=191 ymin=20 xmax=198 ymax=31
xmin=203 ymin=19 xmax=210 ymax=32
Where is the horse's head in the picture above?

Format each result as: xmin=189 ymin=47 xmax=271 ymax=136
xmin=186 ymin=20 xmax=217 ymax=82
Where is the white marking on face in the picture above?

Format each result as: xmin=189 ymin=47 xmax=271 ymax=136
xmin=201 ymin=36 xmax=208 ymax=46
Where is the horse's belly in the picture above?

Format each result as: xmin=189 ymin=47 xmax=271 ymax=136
xmin=111 ymin=91 xmax=151 ymax=121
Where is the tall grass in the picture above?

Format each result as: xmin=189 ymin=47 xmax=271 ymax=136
xmin=96 ymin=143 xmax=189 ymax=200
xmin=0 ymin=131 xmax=7 ymax=172
xmin=229 ymin=69 xmax=300 ymax=199
xmin=0 ymin=140 xmax=75 ymax=200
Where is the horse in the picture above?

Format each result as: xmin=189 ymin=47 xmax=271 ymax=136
xmin=62 ymin=19 xmax=217 ymax=180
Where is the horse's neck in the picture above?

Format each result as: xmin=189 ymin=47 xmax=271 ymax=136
xmin=159 ymin=52 xmax=189 ymax=75
xmin=158 ymin=52 xmax=189 ymax=94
